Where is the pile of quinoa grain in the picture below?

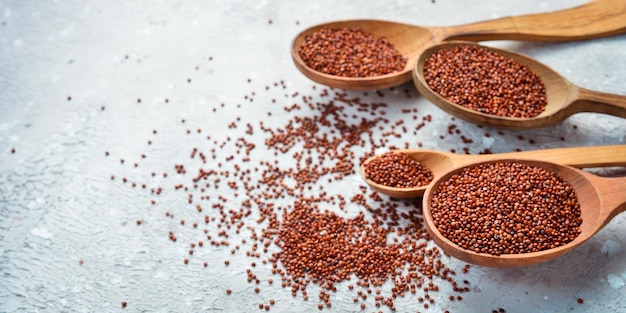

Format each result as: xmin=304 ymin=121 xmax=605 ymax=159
xmin=364 ymin=151 xmax=434 ymax=188
xmin=102 ymin=37 xmax=561 ymax=311
xmin=430 ymin=161 xmax=582 ymax=255
xmin=298 ymin=27 xmax=407 ymax=77
xmin=106 ymin=79 xmax=483 ymax=311
xmin=423 ymin=45 xmax=547 ymax=118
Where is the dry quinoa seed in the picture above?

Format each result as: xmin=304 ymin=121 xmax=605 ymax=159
xmin=104 ymin=67 xmax=487 ymax=311
xmin=424 ymin=45 xmax=547 ymax=118
xmin=364 ymin=151 xmax=433 ymax=188
xmin=430 ymin=161 xmax=582 ymax=255
xmin=298 ymin=27 xmax=407 ymax=78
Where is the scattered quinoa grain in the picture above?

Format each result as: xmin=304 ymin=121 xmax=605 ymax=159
xmin=105 ymin=72 xmax=484 ymax=311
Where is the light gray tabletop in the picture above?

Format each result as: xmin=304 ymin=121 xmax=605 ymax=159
xmin=1 ymin=1 xmax=625 ymax=312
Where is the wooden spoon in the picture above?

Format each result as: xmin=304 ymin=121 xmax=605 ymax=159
xmin=413 ymin=41 xmax=626 ymax=129
xmin=422 ymin=158 xmax=626 ymax=267
xmin=361 ymin=145 xmax=626 ymax=199
xmin=292 ymin=0 xmax=626 ymax=90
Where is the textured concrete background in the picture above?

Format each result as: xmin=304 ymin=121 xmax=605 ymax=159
xmin=1 ymin=1 xmax=625 ymax=312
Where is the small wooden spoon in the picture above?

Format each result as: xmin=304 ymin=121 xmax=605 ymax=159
xmin=361 ymin=145 xmax=626 ymax=199
xmin=422 ymin=159 xmax=626 ymax=267
xmin=292 ymin=0 xmax=626 ymax=90
xmin=413 ymin=41 xmax=626 ymax=129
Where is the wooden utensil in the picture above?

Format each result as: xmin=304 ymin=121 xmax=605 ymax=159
xmin=422 ymin=158 xmax=626 ymax=267
xmin=413 ymin=41 xmax=626 ymax=129
xmin=292 ymin=0 xmax=626 ymax=90
xmin=361 ymin=145 xmax=626 ymax=198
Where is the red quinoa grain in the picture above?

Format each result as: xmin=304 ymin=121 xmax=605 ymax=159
xmin=108 ymin=77 xmax=475 ymax=312
xmin=363 ymin=151 xmax=433 ymax=188
xmin=430 ymin=161 xmax=582 ymax=255
xmin=298 ymin=27 xmax=407 ymax=78
xmin=424 ymin=45 xmax=547 ymax=118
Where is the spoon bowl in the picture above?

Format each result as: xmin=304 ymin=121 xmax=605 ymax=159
xmin=422 ymin=159 xmax=626 ymax=267
xmin=413 ymin=41 xmax=626 ymax=129
xmin=360 ymin=145 xmax=626 ymax=198
xmin=292 ymin=20 xmax=433 ymax=90
xmin=292 ymin=0 xmax=626 ymax=90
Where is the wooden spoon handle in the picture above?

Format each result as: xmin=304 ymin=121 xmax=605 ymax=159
xmin=585 ymin=173 xmax=626 ymax=228
xmin=448 ymin=145 xmax=626 ymax=168
xmin=437 ymin=0 xmax=626 ymax=42
xmin=568 ymin=87 xmax=626 ymax=119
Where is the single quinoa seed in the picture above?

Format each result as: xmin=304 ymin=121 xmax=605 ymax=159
xmin=364 ymin=151 xmax=433 ymax=188
xmin=298 ymin=27 xmax=407 ymax=77
xmin=430 ymin=161 xmax=582 ymax=255
xmin=424 ymin=45 xmax=547 ymax=118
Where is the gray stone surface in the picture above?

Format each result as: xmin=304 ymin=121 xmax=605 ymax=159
xmin=0 ymin=1 xmax=625 ymax=312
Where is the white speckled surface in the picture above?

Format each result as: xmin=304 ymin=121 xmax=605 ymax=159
xmin=1 ymin=1 xmax=625 ymax=312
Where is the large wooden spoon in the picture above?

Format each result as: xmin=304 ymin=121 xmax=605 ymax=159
xmin=361 ymin=145 xmax=626 ymax=199
xmin=422 ymin=158 xmax=626 ymax=267
xmin=292 ymin=0 xmax=626 ymax=90
xmin=413 ymin=41 xmax=626 ymax=129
